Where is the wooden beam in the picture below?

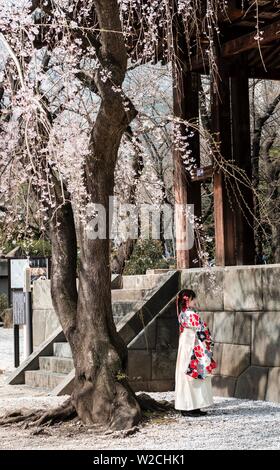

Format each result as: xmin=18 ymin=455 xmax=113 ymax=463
xmin=191 ymin=165 xmax=213 ymax=182
xmin=220 ymin=0 xmax=276 ymax=23
xmin=211 ymin=58 xmax=237 ymax=266
xmin=248 ymin=68 xmax=280 ymax=80
xmin=173 ymin=65 xmax=201 ymax=269
xmin=172 ymin=5 xmax=202 ymax=270
xmin=230 ymin=56 xmax=255 ymax=264
xmin=189 ymin=51 xmax=280 ymax=81
xmin=220 ymin=0 xmax=249 ymax=22
xmin=222 ymin=18 xmax=280 ymax=56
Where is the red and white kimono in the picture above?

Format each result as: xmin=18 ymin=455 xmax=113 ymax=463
xmin=175 ymin=301 xmax=216 ymax=411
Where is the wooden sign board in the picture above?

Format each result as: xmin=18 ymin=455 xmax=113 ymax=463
xmin=10 ymin=259 xmax=30 ymax=289
xmin=12 ymin=291 xmax=26 ymax=325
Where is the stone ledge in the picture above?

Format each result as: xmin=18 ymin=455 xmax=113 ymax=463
xmin=180 ymin=268 xmax=224 ymax=311
xmin=8 ymin=327 xmax=66 ymax=385
xmin=261 ymin=266 xmax=280 ymax=311
xmin=213 ymin=312 xmax=234 ymax=343
xmin=151 ymin=349 xmax=177 ymax=380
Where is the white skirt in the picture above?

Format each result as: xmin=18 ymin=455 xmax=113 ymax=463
xmin=175 ymin=328 xmax=214 ymax=411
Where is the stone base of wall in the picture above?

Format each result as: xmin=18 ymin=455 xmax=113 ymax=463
xmin=127 ymin=298 xmax=178 ymax=392
xmin=31 ymin=266 xmax=280 ymax=403
xmin=130 ymin=380 xmax=175 ymax=393
xmin=129 ymin=265 xmax=280 ymax=402
xmin=180 ymin=265 xmax=280 ymax=403
xmin=212 ymin=367 xmax=280 ymax=402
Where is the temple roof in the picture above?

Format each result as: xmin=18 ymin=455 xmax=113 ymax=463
xmin=193 ymin=0 xmax=280 ymax=79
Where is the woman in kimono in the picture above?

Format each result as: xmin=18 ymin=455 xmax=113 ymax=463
xmin=175 ymin=289 xmax=216 ymax=417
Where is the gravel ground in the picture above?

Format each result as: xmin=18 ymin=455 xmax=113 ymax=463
xmin=0 ymin=328 xmax=279 ymax=450
xmin=0 ymin=327 xmax=24 ymax=375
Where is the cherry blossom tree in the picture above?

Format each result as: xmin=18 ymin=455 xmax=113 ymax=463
xmin=1 ymin=0 xmax=272 ymax=430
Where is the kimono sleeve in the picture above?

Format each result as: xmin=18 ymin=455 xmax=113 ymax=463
xmin=178 ymin=309 xmax=203 ymax=332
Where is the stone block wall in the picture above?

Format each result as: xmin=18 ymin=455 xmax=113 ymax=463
xmin=31 ymin=266 xmax=280 ymax=402
xmin=181 ymin=264 xmax=280 ymax=403
xmin=32 ymin=280 xmax=60 ymax=348
xmin=128 ymin=298 xmax=179 ymax=392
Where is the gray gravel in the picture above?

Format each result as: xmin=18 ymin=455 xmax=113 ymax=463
xmin=0 ymin=327 xmax=24 ymax=374
xmin=0 ymin=392 xmax=279 ymax=450
xmin=0 ymin=328 xmax=279 ymax=450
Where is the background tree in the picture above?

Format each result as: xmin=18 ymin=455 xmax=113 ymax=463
xmin=250 ymin=79 xmax=280 ymax=263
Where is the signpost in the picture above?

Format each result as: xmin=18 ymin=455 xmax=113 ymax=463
xmin=9 ymin=256 xmax=50 ymax=367
xmin=10 ymin=259 xmax=30 ymax=289
xmin=23 ymin=267 xmax=33 ymax=358
xmin=12 ymin=291 xmax=25 ymax=367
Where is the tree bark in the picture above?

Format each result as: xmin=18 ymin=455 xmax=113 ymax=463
xmin=48 ymin=0 xmax=142 ymax=430
xmin=251 ymin=92 xmax=280 ymax=261
xmin=263 ymin=134 xmax=280 ymax=263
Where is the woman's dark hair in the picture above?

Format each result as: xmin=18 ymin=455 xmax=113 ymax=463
xmin=177 ymin=289 xmax=196 ymax=311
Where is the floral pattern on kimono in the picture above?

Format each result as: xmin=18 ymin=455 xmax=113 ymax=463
xmin=178 ymin=307 xmax=217 ymax=380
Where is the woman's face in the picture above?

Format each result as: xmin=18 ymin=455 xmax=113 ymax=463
xmin=189 ymin=297 xmax=196 ymax=308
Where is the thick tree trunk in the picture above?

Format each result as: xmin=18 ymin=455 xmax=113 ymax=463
xmin=72 ymin=162 xmax=140 ymax=428
xmin=49 ymin=0 xmax=141 ymax=430
xmin=50 ymin=148 xmax=141 ymax=430
xmin=0 ymin=0 xmax=170 ymax=433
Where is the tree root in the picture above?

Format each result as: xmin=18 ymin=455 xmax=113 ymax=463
xmin=0 ymin=394 xmax=173 ymax=430
xmin=0 ymin=398 xmax=77 ymax=428
xmin=136 ymin=393 xmax=174 ymax=412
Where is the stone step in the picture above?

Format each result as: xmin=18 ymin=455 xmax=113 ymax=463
xmin=146 ymin=269 xmax=172 ymax=274
xmin=112 ymin=301 xmax=137 ymax=319
xmin=39 ymin=356 xmax=74 ymax=374
xmin=111 ymin=288 xmax=148 ymax=302
xmin=122 ymin=274 xmax=165 ymax=290
xmin=53 ymin=342 xmax=72 ymax=358
xmin=25 ymin=370 xmax=66 ymax=389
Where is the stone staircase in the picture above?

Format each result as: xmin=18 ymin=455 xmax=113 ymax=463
xmin=25 ymin=343 xmax=73 ymax=389
xmin=14 ymin=271 xmax=180 ymax=392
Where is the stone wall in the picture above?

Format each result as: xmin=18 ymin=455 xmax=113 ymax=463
xmin=128 ymin=297 xmax=178 ymax=392
xmin=32 ymin=275 xmax=121 ymax=347
xmin=31 ymin=266 xmax=280 ymax=402
xmin=181 ymin=265 xmax=280 ymax=403
xmin=32 ymin=280 xmax=60 ymax=348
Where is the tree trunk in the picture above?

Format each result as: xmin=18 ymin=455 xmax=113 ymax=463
xmin=50 ymin=141 xmax=141 ymax=429
xmin=49 ymin=0 xmax=141 ymax=430
xmin=251 ymin=92 xmax=280 ymax=261
xmin=72 ymin=141 xmax=140 ymax=428
xmin=264 ymin=135 xmax=280 ymax=263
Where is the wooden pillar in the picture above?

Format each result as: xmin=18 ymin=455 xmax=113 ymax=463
xmin=211 ymin=60 xmax=236 ymax=266
xmin=173 ymin=64 xmax=201 ymax=269
xmin=230 ymin=57 xmax=255 ymax=264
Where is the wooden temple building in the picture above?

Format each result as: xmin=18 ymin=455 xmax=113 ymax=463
xmin=173 ymin=0 xmax=280 ymax=268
